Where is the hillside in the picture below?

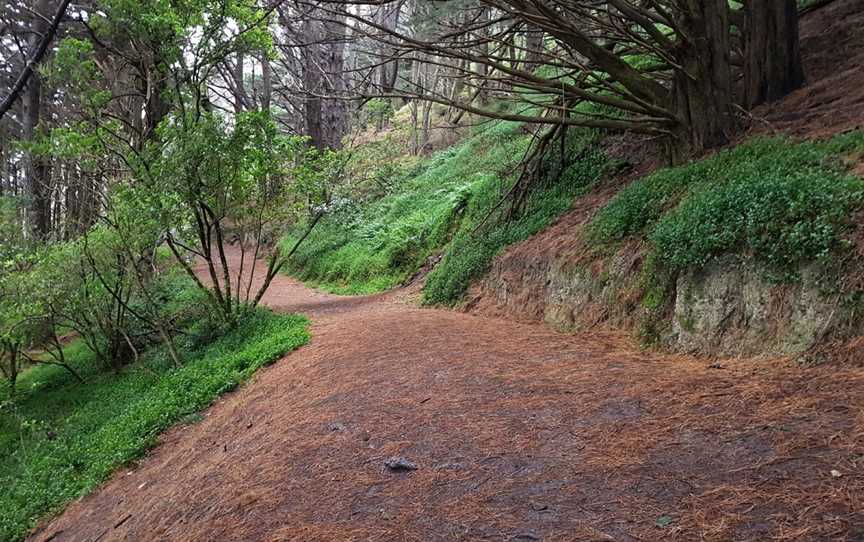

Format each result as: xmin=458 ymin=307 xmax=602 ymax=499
xmin=283 ymin=0 xmax=864 ymax=360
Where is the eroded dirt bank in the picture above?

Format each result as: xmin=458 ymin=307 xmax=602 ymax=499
xmin=29 ymin=248 xmax=864 ymax=542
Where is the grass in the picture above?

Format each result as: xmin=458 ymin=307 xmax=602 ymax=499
xmin=0 ymin=310 xmax=309 ymax=542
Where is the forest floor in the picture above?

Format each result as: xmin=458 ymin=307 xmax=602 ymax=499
xmin=29 ymin=248 xmax=864 ymax=542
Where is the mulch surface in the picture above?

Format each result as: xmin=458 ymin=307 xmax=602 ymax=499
xmin=28 ymin=248 xmax=864 ymax=542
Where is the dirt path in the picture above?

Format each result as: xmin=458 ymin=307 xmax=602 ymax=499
xmin=29 ymin=249 xmax=864 ymax=542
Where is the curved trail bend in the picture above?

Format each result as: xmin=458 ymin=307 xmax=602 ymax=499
xmin=31 ymin=249 xmax=864 ymax=541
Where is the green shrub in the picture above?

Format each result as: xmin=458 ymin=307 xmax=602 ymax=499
xmin=650 ymin=169 xmax=864 ymax=274
xmin=592 ymin=132 xmax=864 ymax=278
xmin=0 ymin=310 xmax=309 ymax=541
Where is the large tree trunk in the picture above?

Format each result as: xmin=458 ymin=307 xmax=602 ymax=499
xmin=670 ymin=0 xmax=736 ymax=160
xmin=301 ymin=9 xmax=348 ymax=150
xmin=743 ymin=0 xmax=805 ymax=108
xmin=301 ymin=18 xmax=324 ymax=149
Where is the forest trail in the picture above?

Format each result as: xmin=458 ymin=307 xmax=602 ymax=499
xmin=30 ymin=248 xmax=864 ymax=541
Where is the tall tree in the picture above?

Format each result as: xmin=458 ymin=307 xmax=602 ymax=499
xmin=742 ymin=0 xmax=805 ymax=108
xmin=21 ymin=0 xmax=55 ymax=238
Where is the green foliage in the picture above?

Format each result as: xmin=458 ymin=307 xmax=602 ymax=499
xmin=591 ymin=132 xmax=864 ymax=280
xmin=423 ymin=138 xmax=607 ymax=305
xmin=87 ymin=0 xmax=272 ymax=67
xmin=281 ymin=117 xmax=534 ymax=294
xmin=282 ymin=115 xmax=609 ymax=301
xmin=45 ymin=38 xmax=110 ymax=112
xmin=651 ymin=169 xmax=864 ymax=275
xmin=0 ymin=310 xmax=308 ymax=541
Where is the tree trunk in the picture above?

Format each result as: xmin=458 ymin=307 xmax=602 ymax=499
xmin=523 ymin=26 xmax=544 ymax=73
xmin=475 ymin=7 xmax=490 ymax=105
xmin=232 ymin=52 xmax=246 ymax=116
xmin=22 ymin=0 xmax=52 ymax=238
xmin=260 ymin=53 xmax=272 ymax=112
xmin=743 ymin=0 xmax=805 ymax=108
xmin=141 ymin=59 xmax=170 ymax=142
xmin=301 ymin=9 xmax=348 ymax=150
xmin=301 ymin=17 xmax=325 ymax=149
xmin=375 ymin=1 xmax=401 ymax=94
xmin=670 ymin=0 xmax=736 ymax=160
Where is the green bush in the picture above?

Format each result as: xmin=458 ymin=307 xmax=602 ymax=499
xmin=591 ymin=132 xmax=864 ymax=277
xmin=0 ymin=310 xmax=309 ymax=541
xmin=650 ymin=169 xmax=864 ymax=274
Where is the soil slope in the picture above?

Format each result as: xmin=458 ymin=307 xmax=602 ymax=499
xmin=29 ymin=249 xmax=864 ymax=542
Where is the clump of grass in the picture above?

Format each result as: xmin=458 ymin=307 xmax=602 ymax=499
xmin=0 ymin=310 xmax=309 ymax=542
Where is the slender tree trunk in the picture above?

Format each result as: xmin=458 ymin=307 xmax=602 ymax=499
xmin=232 ymin=52 xmax=246 ymax=116
xmin=475 ymin=7 xmax=490 ymax=105
xmin=523 ymin=26 xmax=544 ymax=73
xmin=260 ymin=53 xmax=272 ymax=112
xmin=22 ymin=0 xmax=52 ymax=238
xmin=375 ymin=1 xmax=401 ymax=94
xmin=743 ymin=0 xmax=805 ymax=108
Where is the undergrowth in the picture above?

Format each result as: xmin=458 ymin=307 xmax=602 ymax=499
xmin=0 ymin=310 xmax=309 ymax=541
xmin=283 ymin=114 xmax=609 ymax=302
xmin=423 ymin=132 xmax=607 ymax=305
xmin=281 ymin=118 xmax=532 ymax=294
xmin=591 ymin=133 xmax=864 ymax=277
